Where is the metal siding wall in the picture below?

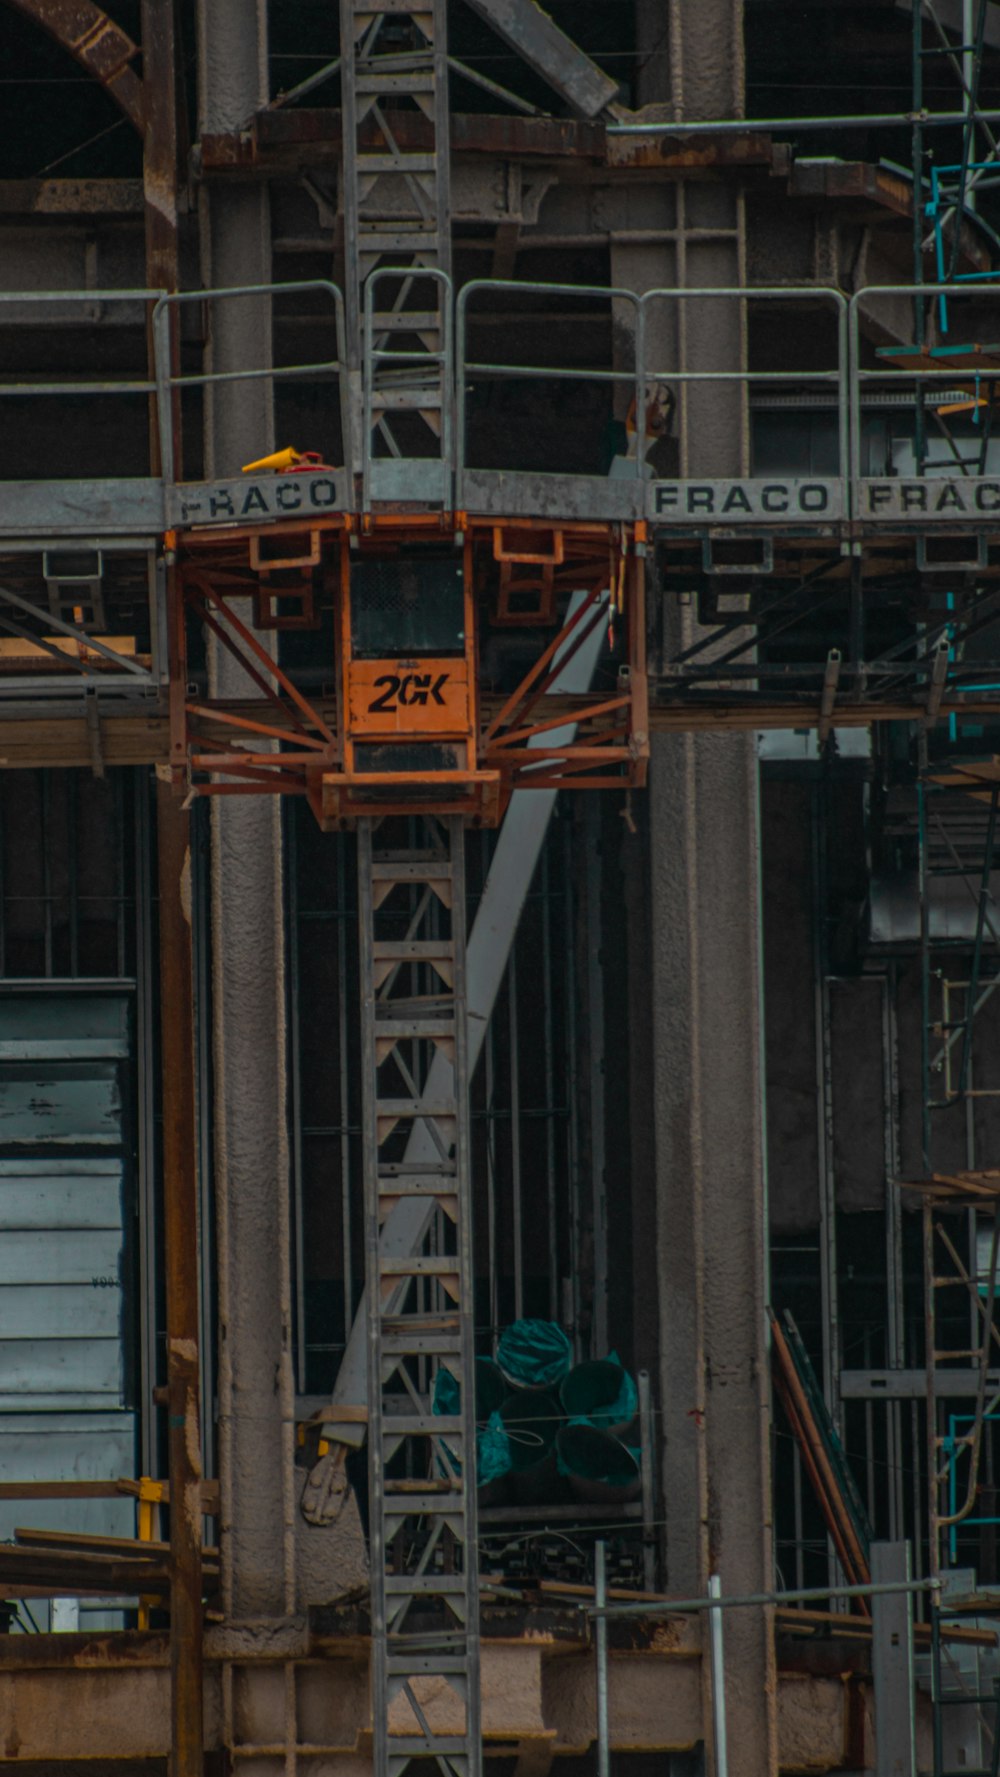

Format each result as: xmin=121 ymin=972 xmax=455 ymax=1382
xmin=0 ymin=990 xmax=137 ymax=1613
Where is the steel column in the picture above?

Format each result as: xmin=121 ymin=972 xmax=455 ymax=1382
xmin=871 ymin=1543 xmax=916 ymax=1777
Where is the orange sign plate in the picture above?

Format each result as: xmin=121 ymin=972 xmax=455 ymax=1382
xmin=348 ymin=657 xmax=472 ymax=737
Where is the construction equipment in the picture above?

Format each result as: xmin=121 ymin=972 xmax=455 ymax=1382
xmin=163 ymin=15 xmax=647 ymax=1777
xmin=358 ymin=816 xmax=480 ymax=1777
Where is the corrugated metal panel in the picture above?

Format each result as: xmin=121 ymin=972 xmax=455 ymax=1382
xmin=0 ymin=1228 xmax=122 ymax=1286
xmin=0 ymin=1280 xmax=121 ymax=1340
xmin=0 ymin=1065 xmax=122 ymax=1144
xmin=0 ymin=995 xmax=129 ymax=1060
xmin=0 ymin=1009 xmax=128 ymax=1412
xmin=0 ymin=1159 xmax=122 ymax=1229
xmin=0 ymin=974 xmax=138 ymax=1630
xmin=0 ymin=1340 xmax=122 ymax=1406
xmin=0 ymin=1412 xmax=136 ymax=1542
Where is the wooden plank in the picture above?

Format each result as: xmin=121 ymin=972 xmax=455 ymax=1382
xmin=14 ymin=1527 xmax=220 ymax=1564
xmin=0 ymin=1546 xmax=173 ymax=1594
xmin=0 ymin=1480 xmax=127 ymax=1500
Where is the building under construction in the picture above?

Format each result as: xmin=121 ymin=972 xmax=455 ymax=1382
xmin=9 ymin=0 xmax=1000 ymax=1772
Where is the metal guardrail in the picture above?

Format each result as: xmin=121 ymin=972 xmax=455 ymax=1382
xmin=152 ymin=280 xmax=349 ymax=485
xmin=0 ymin=288 xmax=163 ymax=480
xmin=0 ymin=278 xmax=998 ymax=528
xmin=455 ymin=281 xmax=850 ymax=523
xmin=849 ymin=280 xmax=1000 ymax=523
xmin=362 ymin=265 xmax=453 ymax=509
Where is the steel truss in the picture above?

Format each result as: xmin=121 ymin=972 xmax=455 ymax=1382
xmin=341 ymin=0 xmax=452 ymax=502
xmin=358 ymin=815 xmax=481 ymax=1777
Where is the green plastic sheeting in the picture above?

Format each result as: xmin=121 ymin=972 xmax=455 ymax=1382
xmin=556 ymin=1423 xmax=641 ymax=1491
xmin=498 ymin=1392 xmax=561 ymax=1471
xmin=497 ymin=1318 xmax=573 ymax=1390
xmin=560 ymin=1353 xmax=637 ymax=1431
xmin=432 ymin=1367 xmax=513 ymax=1486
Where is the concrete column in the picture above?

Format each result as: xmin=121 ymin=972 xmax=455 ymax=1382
xmin=197 ymin=0 xmax=296 ymax=1621
xmin=622 ymin=3 xmax=777 ymax=1773
xmin=636 ymin=1 xmax=744 ymax=120
xmin=648 ymin=730 xmax=777 ymax=1777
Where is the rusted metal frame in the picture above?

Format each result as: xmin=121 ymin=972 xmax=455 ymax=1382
xmin=503 ymin=750 xmax=631 ymax=781
xmin=492 ymin=597 xmax=610 ymax=744
xmin=194 ymin=584 xmax=335 ymax=743
xmin=490 ymin=727 xmax=627 ymax=762
xmin=187 ymin=594 xmax=311 ymax=735
xmin=482 ymin=586 xmax=606 ymax=744
xmin=189 ymin=760 xmax=311 ymax=793
xmin=184 ymin=701 xmax=330 ymax=753
xmin=486 ymin=694 xmax=630 ymax=750
xmin=770 ymin=1312 xmax=871 ymax=1610
xmin=197 ymin=781 xmax=309 ymax=797
xmin=139 ymin=5 xmax=204 ymax=1763
xmin=191 ymin=750 xmax=322 ymax=772
xmin=156 ymin=780 xmax=205 ymax=1777
xmin=494 ymin=726 xmax=631 ymax=759
xmin=6 ymin=0 xmax=145 ymax=131
xmin=321 ymin=768 xmax=498 ymax=786
xmin=183 ymin=726 xmax=313 ymax=775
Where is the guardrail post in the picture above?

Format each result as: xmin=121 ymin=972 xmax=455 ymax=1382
xmin=871 ymin=1542 xmax=916 ymax=1777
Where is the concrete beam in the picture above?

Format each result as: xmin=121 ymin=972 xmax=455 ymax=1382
xmin=636 ymin=0 xmax=745 ymax=123
xmin=0 ymin=1639 xmax=855 ymax=1770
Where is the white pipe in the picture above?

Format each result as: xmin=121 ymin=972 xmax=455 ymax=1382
xmin=708 ymin=1574 xmax=730 ymax=1777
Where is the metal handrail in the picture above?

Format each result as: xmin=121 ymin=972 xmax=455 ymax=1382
xmin=456 ymin=279 xmax=644 ymax=506
xmin=152 ymin=280 xmax=349 ymax=484
xmin=0 ymin=289 xmax=166 ymax=478
xmin=638 ymin=285 xmax=849 ymax=483
xmin=849 ymin=279 xmax=1000 ymax=486
xmin=362 ymin=265 xmax=453 ymax=509
xmin=457 ymin=280 xmax=848 ymax=497
xmin=4 ymin=277 xmax=1000 ymax=513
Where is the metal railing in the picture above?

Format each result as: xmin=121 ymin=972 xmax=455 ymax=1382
xmin=456 ymin=280 xmax=849 ymax=506
xmin=0 ymin=277 xmax=998 ymax=520
xmin=849 ymin=281 xmax=1000 ymax=516
xmin=362 ymin=265 xmax=453 ymax=509
xmin=152 ymin=280 xmax=349 ymax=485
xmin=456 ymin=279 xmax=647 ymax=504
xmin=0 ymin=289 xmax=162 ymax=480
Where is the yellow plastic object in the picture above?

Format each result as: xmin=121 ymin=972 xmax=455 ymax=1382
xmin=242 ymin=445 xmax=301 ymax=474
xmin=136 ymin=1477 xmax=166 ymax=1631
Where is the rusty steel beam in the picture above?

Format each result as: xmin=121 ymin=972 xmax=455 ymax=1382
xmin=141 ymin=7 xmax=202 ymax=1769
xmin=141 ymin=0 xmax=180 ymax=297
xmin=157 ymin=780 xmax=205 ymax=1777
xmin=3 ymin=0 xmax=145 ymax=131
